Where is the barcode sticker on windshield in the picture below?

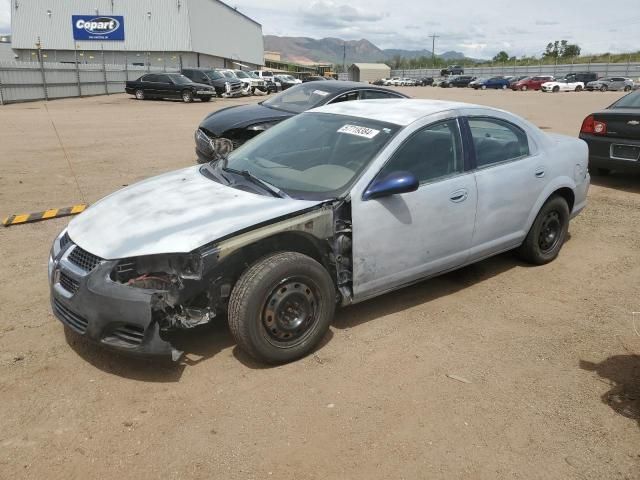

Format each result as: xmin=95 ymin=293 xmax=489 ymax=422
xmin=313 ymin=90 xmax=329 ymax=96
xmin=337 ymin=124 xmax=380 ymax=139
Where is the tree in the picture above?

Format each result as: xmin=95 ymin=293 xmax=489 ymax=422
xmin=492 ymin=51 xmax=510 ymax=63
xmin=543 ymin=40 xmax=581 ymax=58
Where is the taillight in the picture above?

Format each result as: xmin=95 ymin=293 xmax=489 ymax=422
xmin=580 ymin=115 xmax=607 ymax=135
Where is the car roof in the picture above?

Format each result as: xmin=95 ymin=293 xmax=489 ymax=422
xmin=310 ymin=99 xmax=475 ymax=126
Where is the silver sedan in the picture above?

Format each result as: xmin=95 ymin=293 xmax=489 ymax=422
xmin=586 ymin=77 xmax=634 ymax=92
xmin=49 ymin=99 xmax=590 ymax=364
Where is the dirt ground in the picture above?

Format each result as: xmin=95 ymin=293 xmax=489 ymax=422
xmin=1 ymin=87 xmax=639 ymax=480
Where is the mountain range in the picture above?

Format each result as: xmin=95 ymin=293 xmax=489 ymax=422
xmin=264 ymin=35 xmax=469 ymax=65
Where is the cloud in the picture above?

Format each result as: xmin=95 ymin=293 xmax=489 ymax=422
xmin=301 ymin=1 xmax=387 ymax=29
xmin=0 ymin=0 xmax=10 ymax=34
xmin=535 ymin=20 xmax=559 ymax=26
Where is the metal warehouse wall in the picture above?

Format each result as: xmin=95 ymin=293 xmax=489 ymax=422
xmin=188 ymin=0 xmax=264 ymax=66
xmin=10 ymin=0 xmax=263 ymax=65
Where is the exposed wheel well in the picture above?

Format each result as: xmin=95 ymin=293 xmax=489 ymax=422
xmin=552 ymin=187 xmax=575 ymax=212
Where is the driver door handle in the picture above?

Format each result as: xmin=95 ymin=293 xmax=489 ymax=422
xmin=535 ymin=167 xmax=545 ymax=178
xmin=449 ymin=188 xmax=468 ymax=203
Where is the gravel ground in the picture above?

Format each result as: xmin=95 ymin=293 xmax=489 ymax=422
xmin=1 ymin=87 xmax=639 ymax=480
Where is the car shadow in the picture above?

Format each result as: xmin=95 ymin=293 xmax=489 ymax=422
xmin=65 ymin=251 xmax=536 ymax=379
xmin=580 ymin=355 xmax=640 ymax=427
xmin=64 ymin=319 xmax=235 ymax=383
xmin=590 ymin=172 xmax=640 ymax=194
xmin=333 ymin=251 xmax=529 ymax=331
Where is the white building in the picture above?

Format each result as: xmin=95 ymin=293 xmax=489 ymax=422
xmin=9 ymin=0 xmax=264 ymax=69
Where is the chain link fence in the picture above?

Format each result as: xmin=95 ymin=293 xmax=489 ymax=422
xmin=0 ymin=58 xmax=179 ymax=104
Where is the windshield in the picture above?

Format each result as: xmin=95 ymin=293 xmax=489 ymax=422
xmin=284 ymin=75 xmax=296 ymax=81
xmin=220 ymin=113 xmax=401 ymax=200
xmin=170 ymin=74 xmax=193 ymax=85
xmin=205 ymin=70 xmax=224 ymax=80
xmin=611 ymin=92 xmax=640 ymax=109
xmin=262 ymin=83 xmax=335 ymax=114
xmin=234 ymin=70 xmax=250 ymax=78
xmin=222 ymin=71 xmax=235 ymax=78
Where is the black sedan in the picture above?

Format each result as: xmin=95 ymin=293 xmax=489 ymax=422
xmin=579 ymin=91 xmax=640 ymax=175
xmin=417 ymin=77 xmax=434 ymax=86
xmin=274 ymin=75 xmax=298 ymax=91
xmin=125 ymin=73 xmax=215 ymax=103
xmin=440 ymin=75 xmax=475 ymax=88
xmin=194 ymin=81 xmax=408 ymax=163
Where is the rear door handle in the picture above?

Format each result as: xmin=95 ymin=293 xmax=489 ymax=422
xmin=449 ymin=188 xmax=468 ymax=203
xmin=535 ymin=167 xmax=545 ymax=178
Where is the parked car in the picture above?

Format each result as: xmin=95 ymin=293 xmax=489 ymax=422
xmin=181 ymin=68 xmax=243 ymax=97
xmin=585 ymin=77 xmax=634 ymax=92
xmin=50 ymin=99 xmax=589 ymax=363
xmin=468 ymin=78 xmax=487 ymax=88
xmin=562 ymin=72 xmax=597 ymax=84
xmin=511 ymin=76 xmax=554 ymax=91
xmin=274 ymin=75 xmax=298 ymax=90
xmin=508 ymin=75 xmax=528 ymax=87
xmin=233 ymin=70 xmax=267 ymax=94
xmin=402 ymin=78 xmax=416 ymax=86
xmin=579 ymin=90 xmax=640 ymax=175
xmin=440 ymin=65 xmax=464 ymax=75
xmin=125 ymin=73 xmax=215 ymax=103
xmin=472 ymin=77 xmax=511 ymax=90
xmin=194 ymin=81 xmax=408 ymax=163
xmin=416 ymin=77 xmax=434 ymax=86
xmin=441 ymin=75 xmax=475 ymax=88
xmin=372 ymin=79 xmax=387 ymax=86
xmin=541 ymin=80 xmax=584 ymax=93
xmin=384 ymin=77 xmax=402 ymax=86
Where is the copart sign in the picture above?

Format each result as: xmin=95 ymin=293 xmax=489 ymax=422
xmin=72 ymin=15 xmax=125 ymax=41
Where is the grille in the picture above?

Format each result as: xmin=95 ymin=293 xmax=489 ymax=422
xmin=53 ymin=299 xmax=88 ymax=334
xmin=104 ymin=324 xmax=145 ymax=347
xmin=59 ymin=232 xmax=72 ymax=249
xmin=68 ymin=246 xmax=102 ymax=272
xmin=59 ymin=271 xmax=80 ymax=294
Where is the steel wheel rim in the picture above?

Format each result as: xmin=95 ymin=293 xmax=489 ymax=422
xmin=183 ymin=91 xmax=191 ymax=102
xmin=262 ymin=276 xmax=321 ymax=348
xmin=538 ymin=210 xmax=562 ymax=253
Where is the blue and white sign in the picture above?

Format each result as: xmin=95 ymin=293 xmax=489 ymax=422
xmin=72 ymin=15 xmax=125 ymax=41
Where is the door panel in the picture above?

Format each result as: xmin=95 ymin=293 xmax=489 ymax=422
xmin=352 ymin=174 xmax=477 ymax=299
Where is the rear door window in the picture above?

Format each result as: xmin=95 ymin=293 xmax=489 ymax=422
xmin=468 ymin=117 xmax=530 ymax=168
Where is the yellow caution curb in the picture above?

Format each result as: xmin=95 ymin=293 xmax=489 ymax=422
xmin=3 ymin=204 xmax=88 ymax=227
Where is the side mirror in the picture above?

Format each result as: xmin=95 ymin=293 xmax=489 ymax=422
xmin=363 ymin=171 xmax=419 ymax=201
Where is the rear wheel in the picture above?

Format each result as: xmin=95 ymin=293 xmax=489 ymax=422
xmin=228 ymin=252 xmax=336 ymax=364
xmin=182 ymin=90 xmax=194 ymax=103
xmin=517 ymin=196 xmax=570 ymax=265
xmin=135 ymin=89 xmax=145 ymax=100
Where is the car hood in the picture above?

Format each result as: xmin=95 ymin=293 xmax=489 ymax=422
xmin=199 ymin=103 xmax=294 ymax=136
xmin=190 ymin=82 xmax=215 ymax=89
xmin=67 ymin=166 xmax=322 ymax=260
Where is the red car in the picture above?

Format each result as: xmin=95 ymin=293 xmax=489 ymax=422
xmin=511 ymin=75 xmax=554 ymax=91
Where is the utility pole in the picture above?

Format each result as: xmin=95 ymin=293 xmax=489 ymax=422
xmin=342 ymin=42 xmax=346 ymax=75
xmin=429 ymin=34 xmax=439 ymax=66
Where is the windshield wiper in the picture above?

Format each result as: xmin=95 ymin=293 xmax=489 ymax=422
xmin=222 ymin=167 xmax=289 ymax=198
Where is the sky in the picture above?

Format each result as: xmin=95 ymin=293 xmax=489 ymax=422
xmin=0 ymin=0 xmax=639 ymax=58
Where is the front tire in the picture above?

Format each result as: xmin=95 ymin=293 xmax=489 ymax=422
xmin=481 ymin=85 xmax=487 ymax=90
xmin=228 ymin=252 xmax=336 ymax=364
xmin=517 ymin=196 xmax=570 ymax=265
xmin=182 ymin=90 xmax=194 ymax=103
xmin=575 ymin=85 xmax=583 ymax=92
xmin=600 ymin=85 xmax=608 ymax=92
xmin=521 ymin=85 xmax=528 ymax=91
xmin=552 ymin=86 xmax=560 ymax=93
xmin=624 ymin=85 xmax=632 ymax=92
xmin=135 ymin=89 xmax=145 ymax=100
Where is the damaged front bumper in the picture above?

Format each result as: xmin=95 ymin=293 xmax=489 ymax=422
xmin=49 ymin=239 xmax=179 ymax=359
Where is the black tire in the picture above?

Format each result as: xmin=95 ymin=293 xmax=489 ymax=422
xmin=201 ymin=97 xmax=212 ymax=102
xmin=624 ymin=85 xmax=632 ymax=92
xmin=552 ymin=86 xmax=560 ymax=93
xmin=600 ymin=85 xmax=608 ymax=92
xmin=517 ymin=196 xmax=570 ymax=265
xmin=134 ymin=89 xmax=145 ymax=100
xmin=521 ymin=85 xmax=528 ymax=91
xmin=228 ymin=252 xmax=336 ymax=364
xmin=575 ymin=85 xmax=583 ymax=92
xmin=182 ymin=90 xmax=194 ymax=103
xmin=594 ymin=167 xmax=611 ymax=176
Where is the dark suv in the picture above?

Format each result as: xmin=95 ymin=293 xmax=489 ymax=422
xmin=181 ymin=68 xmax=243 ymax=97
xmin=440 ymin=65 xmax=464 ymax=76
xmin=562 ymin=72 xmax=597 ymax=84
xmin=441 ymin=75 xmax=475 ymax=88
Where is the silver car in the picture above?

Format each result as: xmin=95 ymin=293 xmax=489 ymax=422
xmin=586 ymin=77 xmax=634 ymax=92
xmin=49 ymin=99 xmax=589 ymax=364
